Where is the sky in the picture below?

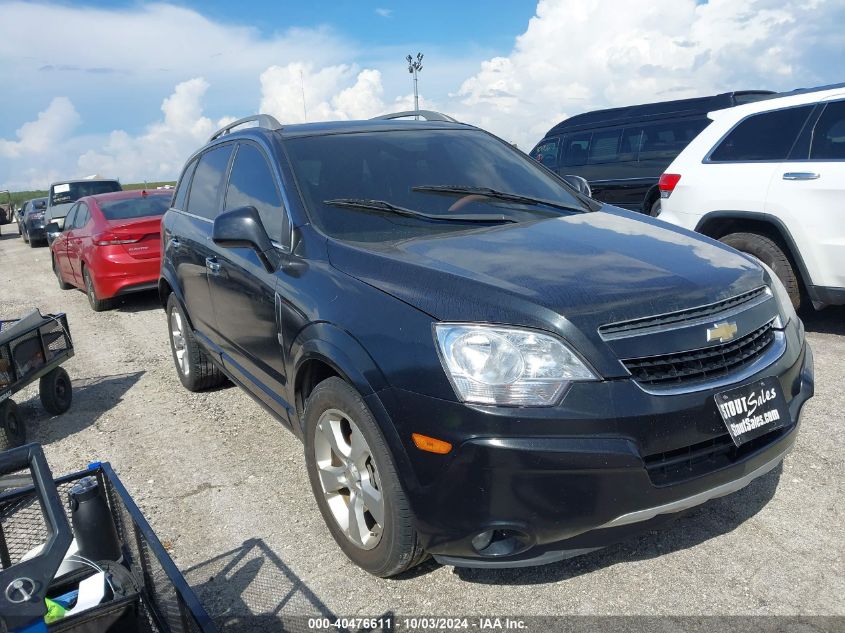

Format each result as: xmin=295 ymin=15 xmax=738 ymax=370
xmin=1 ymin=0 xmax=843 ymax=190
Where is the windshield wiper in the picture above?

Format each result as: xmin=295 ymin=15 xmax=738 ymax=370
xmin=323 ymin=198 xmax=517 ymax=223
xmin=411 ymin=185 xmax=590 ymax=214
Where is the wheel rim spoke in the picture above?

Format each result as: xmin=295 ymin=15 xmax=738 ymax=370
xmin=360 ymin=480 xmax=384 ymax=526
xmin=318 ymin=465 xmax=346 ymax=494
xmin=346 ymin=490 xmax=366 ymax=545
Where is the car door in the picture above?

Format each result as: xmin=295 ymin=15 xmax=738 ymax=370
xmin=66 ymin=202 xmax=90 ymax=286
xmin=701 ymin=104 xmax=816 ymax=223
xmin=54 ymin=204 xmax=78 ymax=283
xmin=208 ymin=141 xmax=291 ymax=417
xmin=170 ymin=144 xmax=234 ymax=345
xmin=765 ymin=98 xmax=845 ymax=291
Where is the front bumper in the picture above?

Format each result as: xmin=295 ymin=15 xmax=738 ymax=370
xmin=378 ymin=337 xmax=813 ymax=568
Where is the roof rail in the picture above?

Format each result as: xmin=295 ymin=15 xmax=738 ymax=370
xmin=208 ymin=114 xmax=283 ymax=142
xmin=371 ymin=110 xmax=459 ymax=123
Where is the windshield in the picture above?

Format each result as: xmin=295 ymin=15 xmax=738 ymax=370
xmin=284 ymin=129 xmax=588 ymax=242
xmin=99 ymin=194 xmax=170 ymax=221
xmin=50 ymin=181 xmax=121 ymax=206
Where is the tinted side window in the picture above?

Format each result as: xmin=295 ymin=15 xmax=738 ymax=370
xmin=562 ymin=133 xmax=591 ymax=166
xmin=64 ymin=204 xmax=79 ymax=230
xmin=588 ymin=129 xmax=621 ymax=164
xmin=810 ymin=101 xmax=845 ymax=160
xmin=640 ymin=119 xmax=708 ymax=161
xmin=620 ymin=128 xmax=643 ymax=161
xmin=74 ymin=203 xmax=90 ymax=228
xmin=186 ymin=145 xmax=234 ymax=220
xmin=173 ymin=159 xmax=198 ymax=210
xmin=710 ymin=106 xmax=814 ymax=162
xmin=530 ymin=138 xmax=560 ymax=169
xmin=225 ymin=144 xmax=287 ymax=242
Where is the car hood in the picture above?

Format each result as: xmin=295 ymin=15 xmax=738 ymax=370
xmin=326 ymin=207 xmax=767 ymax=376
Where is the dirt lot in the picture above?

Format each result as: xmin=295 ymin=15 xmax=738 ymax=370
xmin=0 ymin=224 xmax=843 ymax=629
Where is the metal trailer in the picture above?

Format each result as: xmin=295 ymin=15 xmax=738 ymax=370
xmin=0 ymin=444 xmax=218 ymax=633
xmin=0 ymin=312 xmax=75 ymax=448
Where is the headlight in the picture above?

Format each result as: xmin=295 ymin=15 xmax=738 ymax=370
xmin=756 ymin=261 xmax=797 ymax=327
xmin=433 ymin=323 xmax=596 ymax=407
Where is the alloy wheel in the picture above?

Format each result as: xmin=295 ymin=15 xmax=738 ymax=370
xmin=314 ymin=408 xmax=384 ymax=550
xmin=170 ymin=310 xmax=190 ymax=376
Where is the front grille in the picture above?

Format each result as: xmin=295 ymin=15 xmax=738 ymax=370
xmin=622 ymin=319 xmax=776 ymax=387
xmin=600 ymin=287 xmax=767 ymax=337
xmin=644 ymin=427 xmax=791 ymax=486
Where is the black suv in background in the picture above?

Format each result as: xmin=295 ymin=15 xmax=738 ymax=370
xmin=530 ymin=91 xmax=774 ymax=216
xmin=160 ymin=111 xmax=813 ymax=576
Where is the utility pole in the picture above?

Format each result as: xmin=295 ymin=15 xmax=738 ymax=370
xmin=406 ymin=53 xmax=423 ymax=118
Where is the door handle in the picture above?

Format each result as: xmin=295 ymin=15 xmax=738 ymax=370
xmin=782 ymin=172 xmax=820 ymax=181
xmin=205 ymin=257 xmax=221 ymax=274
xmin=170 ymin=237 xmax=182 ymax=250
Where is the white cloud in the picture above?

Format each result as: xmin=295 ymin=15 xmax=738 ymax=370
xmin=78 ymin=78 xmax=229 ymax=182
xmin=375 ymin=8 xmax=393 ymax=18
xmin=260 ymin=64 xmax=386 ymax=122
xmin=454 ymin=0 xmax=845 ymax=149
xmin=0 ymin=98 xmax=80 ymax=159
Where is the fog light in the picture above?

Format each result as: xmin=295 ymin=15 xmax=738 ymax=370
xmin=471 ymin=530 xmax=494 ymax=552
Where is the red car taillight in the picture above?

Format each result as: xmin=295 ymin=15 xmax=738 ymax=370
xmin=93 ymin=232 xmax=144 ymax=246
xmin=658 ymin=173 xmax=681 ymax=198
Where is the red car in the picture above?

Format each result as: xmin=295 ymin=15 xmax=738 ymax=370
xmin=50 ymin=190 xmax=171 ymax=311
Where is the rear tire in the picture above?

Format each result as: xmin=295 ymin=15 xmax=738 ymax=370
xmin=40 ymin=367 xmax=73 ymax=415
xmin=53 ymin=255 xmax=73 ymax=290
xmin=84 ymin=267 xmax=113 ymax=312
xmin=649 ymin=199 xmax=661 ymax=217
xmin=166 ymin=293 xmax=225 ymax=391
xmin=0 ymin=400 xmax=26 ymax=448
xmin=719 ymin=232 xmax=801 ymax=309
xmin=303 ymin=377 xmax=427 ymax=577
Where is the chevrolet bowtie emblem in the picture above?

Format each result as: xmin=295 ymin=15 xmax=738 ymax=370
xmin=707 ymin=321 xmax=738 ymax=343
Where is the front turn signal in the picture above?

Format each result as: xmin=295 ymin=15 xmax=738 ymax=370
xmin=411 ymin=433 xmax=452 ymax=455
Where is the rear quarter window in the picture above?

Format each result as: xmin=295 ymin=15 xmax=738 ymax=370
xmin=709 ymin=105 xmax=814 ymax=162
xmin=530 ymin=138 xmax=560 ymax=169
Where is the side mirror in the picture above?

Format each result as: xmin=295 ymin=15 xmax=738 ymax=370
xmin=561 ymin=175 xmax=592 ymax=198
xmin=45 ymin=222 xmax=60 ymax=235
xmin=212 ymin=206 xmax=276 ymax=271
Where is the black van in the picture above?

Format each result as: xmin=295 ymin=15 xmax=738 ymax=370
xmin=530 ymin=91 xmax=774 ymax=216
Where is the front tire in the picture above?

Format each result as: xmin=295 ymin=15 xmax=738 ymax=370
xmin=303 ymin=377 xmax=426 ymax=577
xmin=53 ymin=256 xmax=73 ymax=290
xmin=84 ymin=267 xmax=113 ymax=312
xmin=0 ymin=400 xmax=26 ymax=448
xmin=720 ymin=232 xmax=801 ymax=309
xmin=166 ymin=293 xmax=225 ymax=391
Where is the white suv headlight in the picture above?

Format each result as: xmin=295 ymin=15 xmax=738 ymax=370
xmin=433 ymin=324 xmax=597 ymax=407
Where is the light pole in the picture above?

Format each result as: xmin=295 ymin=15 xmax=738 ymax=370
xmin=406 ymin=53 xmax=423 ymax=118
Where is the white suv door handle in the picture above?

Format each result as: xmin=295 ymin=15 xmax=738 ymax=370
xmin=783 ymin=172 xmax=820 ymax=181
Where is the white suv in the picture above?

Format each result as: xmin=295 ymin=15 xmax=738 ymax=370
xmin=658 ymin=83 xmax=845 ymax=310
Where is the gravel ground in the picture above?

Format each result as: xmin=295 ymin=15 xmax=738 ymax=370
xmin=0 ymin=224 xmax=842 ymax=630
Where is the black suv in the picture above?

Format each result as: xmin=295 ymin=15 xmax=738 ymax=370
xmin=529 ymin=91 xmax=774 ymax=216
xmin=160 ymin=111 xmax=813 ymax=576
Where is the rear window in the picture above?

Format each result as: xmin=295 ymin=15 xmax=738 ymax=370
xmin=99 ymin=195 xmax=170 ymax=221
xmin=50 ymin=180 xmax=121 ymax=206
xmin=709 ymin=106 xmax=814 ymax=162
xmin=810 ymin=101 xmax=845 ymax=160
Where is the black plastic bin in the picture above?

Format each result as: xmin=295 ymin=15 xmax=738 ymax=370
xmin=0 ymin=444 xmax=217 ymax=633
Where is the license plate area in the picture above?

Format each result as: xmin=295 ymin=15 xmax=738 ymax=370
xmin=714 ymin=377 xmax=790 ymax=447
